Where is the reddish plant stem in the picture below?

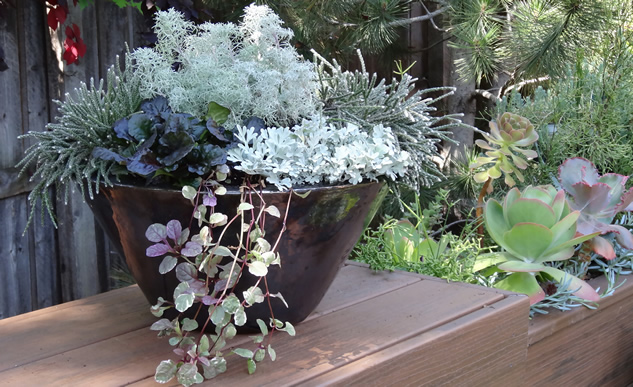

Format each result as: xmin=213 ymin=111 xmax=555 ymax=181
xmin=476 ymin=178 xmax=492 ymax=247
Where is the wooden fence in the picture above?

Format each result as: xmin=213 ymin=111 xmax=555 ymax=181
xmin=0 ymin=1 xmax=449 ymax=320
xmin=0 ymin=0 xmax=144 ymax=319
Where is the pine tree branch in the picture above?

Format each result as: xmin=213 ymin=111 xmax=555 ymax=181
xmin=387 ymin=6 xmax=449 ymax=27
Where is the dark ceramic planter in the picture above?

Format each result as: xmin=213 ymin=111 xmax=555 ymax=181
xmin=88 ymin=180 xmax=384 ymax=330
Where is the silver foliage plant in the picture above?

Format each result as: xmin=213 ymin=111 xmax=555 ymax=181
xmin=313 ymin=50 xmax=467 ymax=189
xmin=130 ymin=5 xmax=318 ymax=128
xmin=228 ymin=115 xmax=411 ymax=189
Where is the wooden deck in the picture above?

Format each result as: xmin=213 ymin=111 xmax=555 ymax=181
xmin=0 ymin=262 xmax=529 ymax=386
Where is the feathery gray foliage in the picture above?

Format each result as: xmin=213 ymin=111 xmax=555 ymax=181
xmin=17 ymin=58 xmax=142 ymax=228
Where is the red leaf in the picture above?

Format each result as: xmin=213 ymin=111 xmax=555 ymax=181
xmin=65 ymin=25 xmax=74 ymax=38
xmin=47 ymin=5 xmax=67 ymax=30
xmin=72 ymin=23 xmax=81 ymax=38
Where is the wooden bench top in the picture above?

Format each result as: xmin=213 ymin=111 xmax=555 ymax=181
xmin=0 ymin=262 xmax=529 ymax=386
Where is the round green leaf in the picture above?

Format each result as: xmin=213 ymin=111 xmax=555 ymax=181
xmin=159 ymin=256 xmax=178 ymax=274
xmin=495 ymin=272 xmax=545 ymax=304
xmin=503 ymin=223 xmax=553 ymax=261
xmin=506 ymin=198 xmax=556 ymax=229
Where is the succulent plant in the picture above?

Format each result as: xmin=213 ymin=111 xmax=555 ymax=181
xmin=470 ymin=112 xmax=539 ymax=187
xmin=558 ymin=157 xmax=633 ymax=259
xmin=383 ymin=219 xmax=448 ymax=264
xmin=475 ymin=185 xmax=600 ymax=304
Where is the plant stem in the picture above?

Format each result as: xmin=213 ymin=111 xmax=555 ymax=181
xmin=476 ymin=178 xmax=492 ymax=246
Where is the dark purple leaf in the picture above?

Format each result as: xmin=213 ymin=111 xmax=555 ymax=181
xmin=157 ymin=131 xmax=195 ymax=166
xmin=113 ymin=117 xmax=134 ymax=141
xmin=91 ymin=147 xmax=127 ymax=163
xmin=147 ymin=243 xmax=170 ymax=257
xmin=181 ymin=241 xmax=202 ymax=257
xmin=127 ymin=113 xmax=156 ymax=142
xmin=203 ymin=194 xmax=217 ymax=207
xmin=166 ymin=219 xmax=182 ymax=241
xmin=176 ymin=262 xmax=198 ymax=282
xmin=201 ymin=295 xmax=218 ymax=305
xmin=146 ymin=223 xmax=167 ymax=242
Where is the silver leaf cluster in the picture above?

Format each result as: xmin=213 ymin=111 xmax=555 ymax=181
xmin=129 ymin=5 xmax=318 ymax=128
xmin=227 ymin=115 xmax=411 ymax=189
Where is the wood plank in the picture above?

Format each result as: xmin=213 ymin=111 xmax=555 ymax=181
xmin=303 ymin=295 xmax=529 ymax=386
xmin=0 ymin=264 xmax=418 ymax=372
xmin=37 ymin=279 xmax=505 ymax=386
xmin=0 ymin=286 xmax=152 ymax=373
xmin=526 ymin=274 xmax=633 ymax=386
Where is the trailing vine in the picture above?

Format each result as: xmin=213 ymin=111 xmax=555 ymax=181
xmin=147 ymin=167 xmax=296 ymax=385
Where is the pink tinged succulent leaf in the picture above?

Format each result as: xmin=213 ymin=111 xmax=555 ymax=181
xmin=520 ymin=186 xmax=552 ymax=203
xmin=495 ymin=272 xmax=545 ymax=305
xmin=513 ymin=168 xmax=525 ymax=183
xmin=503 ymin=223 xmax=553 ymax=261
xmin=559 ymin=157 xmax=600 ymax=192
xmin=489 ymin=121 xmax=501 ymax=140
xmin=540 ymin=267 xmax=600 ymax=302
xmin=588 ymin=236 xmax=616 ymax=260
xmin=569 ymin=182 xmax=612 ymax=215
xmin=611 ymin=224 xmax=633 ymax=250
xmin=473 ymin=252 xmax=511 ymax=272
xmin=497 ymin=261 xmax=545 ymax=272
xmin=510 ymin=153 xmax=528 ymax=169
xmin=507 ymin=198 xmax=557 ymax=228
xmin=510 ymin=130 xmax=525 ymax=142
xmin=504 ymin=173 xmax=516 ymax=187
xmin=500 ymin=130 xmax=513 ymax=142
xmin=612 ymin=185 xmax=633 ymax=213
xmin=515 ymin=148 xmax=538 ymax=159
xmin=475 ymin=139 xmax=495 ymax=150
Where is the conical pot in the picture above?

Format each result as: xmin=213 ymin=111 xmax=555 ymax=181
xmin=88 ymin=180 xmax=384 ymax=331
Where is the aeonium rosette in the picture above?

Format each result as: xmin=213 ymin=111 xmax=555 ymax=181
xmin=475 ymin=185 xmax=600 ymax=304
xmin=470 ymin=112 xmax=539 ymax=187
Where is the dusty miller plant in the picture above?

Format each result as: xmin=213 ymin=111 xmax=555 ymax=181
xmin=148 ymin=166 xmax=295 ymax=385
xmin=312 ymin=49 xmax=466 ymax=189
xmin=227 ymin=115 xmax=410 ymax=189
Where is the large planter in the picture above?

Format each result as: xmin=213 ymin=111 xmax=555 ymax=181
xmin=88 ymin=180 xmax=384 ymax=330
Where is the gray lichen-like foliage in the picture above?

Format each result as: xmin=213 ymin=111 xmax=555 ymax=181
xmin=313 ymin=50 xmax=466 ymax=189
xmin=130 ymin=5 xmax=318 ymax=128
xmin=227 ymin=115 xmax=411 ymax=189
xmin=17 ymin=57 xmax=142 ymax=227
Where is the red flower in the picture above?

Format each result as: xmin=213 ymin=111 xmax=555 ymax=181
xmin=63 ymin=24 xmax=87 ymax=65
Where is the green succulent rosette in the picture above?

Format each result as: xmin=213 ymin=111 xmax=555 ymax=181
xmin=470 ymin=112 xmax=538 ymax=187
xmin=475 ymin=185 xmax=600 ymax=304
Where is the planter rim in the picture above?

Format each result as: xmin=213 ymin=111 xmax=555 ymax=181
xmin=94 ymin=178 xmax=384 ymax=195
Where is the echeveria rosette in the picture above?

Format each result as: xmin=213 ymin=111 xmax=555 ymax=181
xmin=559 ymin=157 xmax=633 ymax=259
xmin=470 ymin=112 xmax=539 ymax=187
xmin=475 ymin=185 xmax=600 ymax=305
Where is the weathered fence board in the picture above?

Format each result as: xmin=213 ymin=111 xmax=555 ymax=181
xmin=0 ymin=0 xmax=144 ymax=319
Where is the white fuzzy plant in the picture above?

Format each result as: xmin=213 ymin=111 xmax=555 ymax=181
xmin=227 ymin=115 xmax=411 ymax=189
xmin=130 ymin=5 xmax=318 ymax=128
